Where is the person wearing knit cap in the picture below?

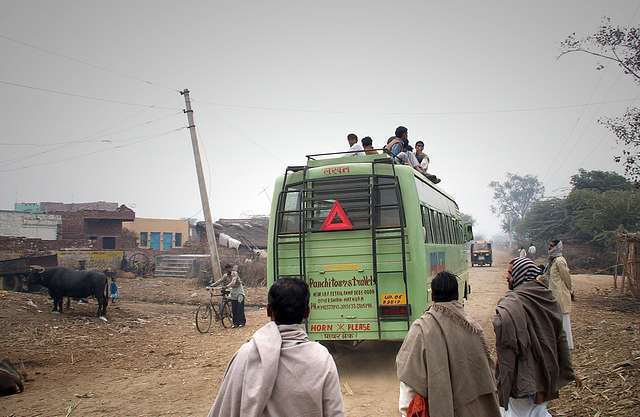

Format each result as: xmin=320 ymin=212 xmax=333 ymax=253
xmin=492 ymin=257 xmax=574 ymax=417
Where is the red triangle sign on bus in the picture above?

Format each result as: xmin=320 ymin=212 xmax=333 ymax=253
xmin=320 ymin=200 xmax=353 ymax=231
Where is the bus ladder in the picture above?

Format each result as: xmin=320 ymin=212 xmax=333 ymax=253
xmin=371 ymin=158 xmax=411 ymax=338
xmin=273 ymin=165 xmax=307 ymax=281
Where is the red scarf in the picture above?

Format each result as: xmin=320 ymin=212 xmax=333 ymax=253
xmin=407 ymin=393 xmax=429 ymax=417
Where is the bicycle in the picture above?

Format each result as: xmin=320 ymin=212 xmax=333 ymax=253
xmin=195 ymin=287 xmax=233 ymax=333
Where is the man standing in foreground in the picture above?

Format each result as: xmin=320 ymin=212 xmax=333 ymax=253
xmin=493 ymin=257 xmax=574 ymax=417
xmin=543 ymin=240 xmax=574 ymax=349
xmin=396 ymin=271 xmax=500 ymax=417
xmin=208 ymin=278 xmax=345 ymax=417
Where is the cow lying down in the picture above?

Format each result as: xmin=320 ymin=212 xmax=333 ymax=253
xmin=29 ymin=266 xmax=109 ymax=318
xmin=0 ymin=359 xmax=24 ymax=396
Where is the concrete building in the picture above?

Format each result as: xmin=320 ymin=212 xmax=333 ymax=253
xmin=0 ymin=210 xmax=62 ymax=240
xmin=124 ymin=217 xmax=189 ymax=250
xmin=14 ymin=202 xmax=42 ymax=214
xmin=17 ymin=201 xmax=135 ymax=250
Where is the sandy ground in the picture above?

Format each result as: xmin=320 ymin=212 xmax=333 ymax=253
xmin=1 ymin=252 xmax=638 ymax=417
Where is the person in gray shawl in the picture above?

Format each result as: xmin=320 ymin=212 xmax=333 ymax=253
xmin=493 ymin=257 xmax=574 ymax=417
xmin=396 ymin=271 xmax=500 ymax=417
xmin=207 ymin=278 xmax=345 ymax=417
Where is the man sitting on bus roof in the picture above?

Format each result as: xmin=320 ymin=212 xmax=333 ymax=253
xmin=361 ymin=136 xmax=378 ymax=155
xmin=345 ymin=133 xmax=364 ymax=156
xmin=207 ymin=278 xmax=345 ymax=417
xmin=396 ymin=271 xmax=500 ymax=417
xmin=385 ymin=127 xmax=422 ymax=171
xmin=414 ymin=140 xmax=441 ymax=184
xmin=385 ymin=127 xmax=441 ymax=183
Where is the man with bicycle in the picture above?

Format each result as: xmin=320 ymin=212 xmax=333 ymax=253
xmin=209 ymin=264 xmax=246 ymax=328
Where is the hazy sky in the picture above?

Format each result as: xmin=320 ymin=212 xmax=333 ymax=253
xmin=1 ymin=1 xmax=639 ymax=236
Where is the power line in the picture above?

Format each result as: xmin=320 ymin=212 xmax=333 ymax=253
xmin=0 ymin=79 xmax=180 ymax=110
xmin=546 ymin=10 xmax=640 ymax=182
xmin=208 ymin=110 xmax=286 ymax=164
xmin=572 ymin=92 xmax=640 ymax=171
xmin=541 ymin=72 xmax=607 ymax=182
xmin=193 ymin=96 xmax=639 ymax=116
xmin=0 ymin=33 xmax=180 ymax=93
xmin=0 ymin=111 xmax=182 ymax=165
xmin=0 ymin=127 xmax=185 ymax=173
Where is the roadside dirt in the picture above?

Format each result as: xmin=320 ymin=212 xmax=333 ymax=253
xmin=1 ymin=253 xmax=638 ymax=416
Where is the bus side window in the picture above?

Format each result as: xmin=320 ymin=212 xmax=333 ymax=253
xmin=422 ymin=206 xmax=434 ymax=243
xmin=439 ymin=213 xmax=446 ymax=244
xmin=448 ymin=217 xmax=455 ymax=244
xmin=443 ymin=216 xmax=451 ymax=244
xmin=432 ymin=210 xmax=442 ymax=244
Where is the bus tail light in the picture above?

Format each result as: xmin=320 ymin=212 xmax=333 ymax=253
xmin=379 ymin=304 xmax=411 ymax=320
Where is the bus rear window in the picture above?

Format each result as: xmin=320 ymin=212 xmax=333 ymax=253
xmin=309 ymin=177 xmax=370 ymax=231
xmin=277 ymin=176 xmax=401 ymax=233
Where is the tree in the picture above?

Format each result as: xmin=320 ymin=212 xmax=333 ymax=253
xmin=460 ymin=213 xmax=476 ymax=226
xmin=517 ymin=170 xmax=640 ymax=250
xmin=570 ymin=168 xmax=631 ymax=192
xmin=560 ymin=18 xmax=640 ymax=182
xmin=489 ymin=173 xmax=545 ymax=242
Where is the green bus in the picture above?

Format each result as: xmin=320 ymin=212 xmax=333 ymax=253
xmin=266 ymin=151 xmax=473 ymax=342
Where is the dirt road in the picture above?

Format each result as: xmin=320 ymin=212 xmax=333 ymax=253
xmin=336 ymin=250 xmax=511 ymax=417
xmin=1 ymin=253 xmax=638 ymax=416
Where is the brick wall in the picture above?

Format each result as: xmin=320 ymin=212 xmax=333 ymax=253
xmin=57 ymin=212 xmax=85 ymax=240
xmin=85 ymin=219 xmax=122 ymax=236
xmin=0 ymin=236 xmax=93 ymax=261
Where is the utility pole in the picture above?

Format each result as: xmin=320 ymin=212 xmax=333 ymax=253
xmin=181 ymin=89 xmax=222 ymax=283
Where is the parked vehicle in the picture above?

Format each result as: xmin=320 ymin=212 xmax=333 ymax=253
xmin=267 ymin=151 xmax=473 ymax=343
xmin=470 ymin=240 xmax=492 ymax=267
xmin=0 ymin=254 xmax=58 ymax=292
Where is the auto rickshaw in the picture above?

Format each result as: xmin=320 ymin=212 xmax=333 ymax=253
xmin=470 ymin=240 xmax=492 ymax=267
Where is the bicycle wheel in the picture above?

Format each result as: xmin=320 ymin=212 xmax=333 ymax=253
xmin=195 ymin=304 xmax=213 ymax=333
xmin=220 ymin=302 xmax=233 ymax=329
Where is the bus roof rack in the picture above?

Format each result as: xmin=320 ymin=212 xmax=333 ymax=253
xmin=305 ymin=149 xmax=388 ymax=160
xmin=285 ymin=165 xmax=307 ymax=173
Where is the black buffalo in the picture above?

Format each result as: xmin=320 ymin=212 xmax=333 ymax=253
xmin=29 ymin=267 xmax=109 ymax=317
xmin=0 ymin=359 xmax=24 ymax=396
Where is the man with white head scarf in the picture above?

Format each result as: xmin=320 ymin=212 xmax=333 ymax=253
xmin=542 ymin=240 xmax=574 ymax=349
xmin=493 ymin=257 xmax=574 ymax=417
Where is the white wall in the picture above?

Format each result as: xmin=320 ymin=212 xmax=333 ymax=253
xmin=0 ymin=211 xmax=61 ymax=240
